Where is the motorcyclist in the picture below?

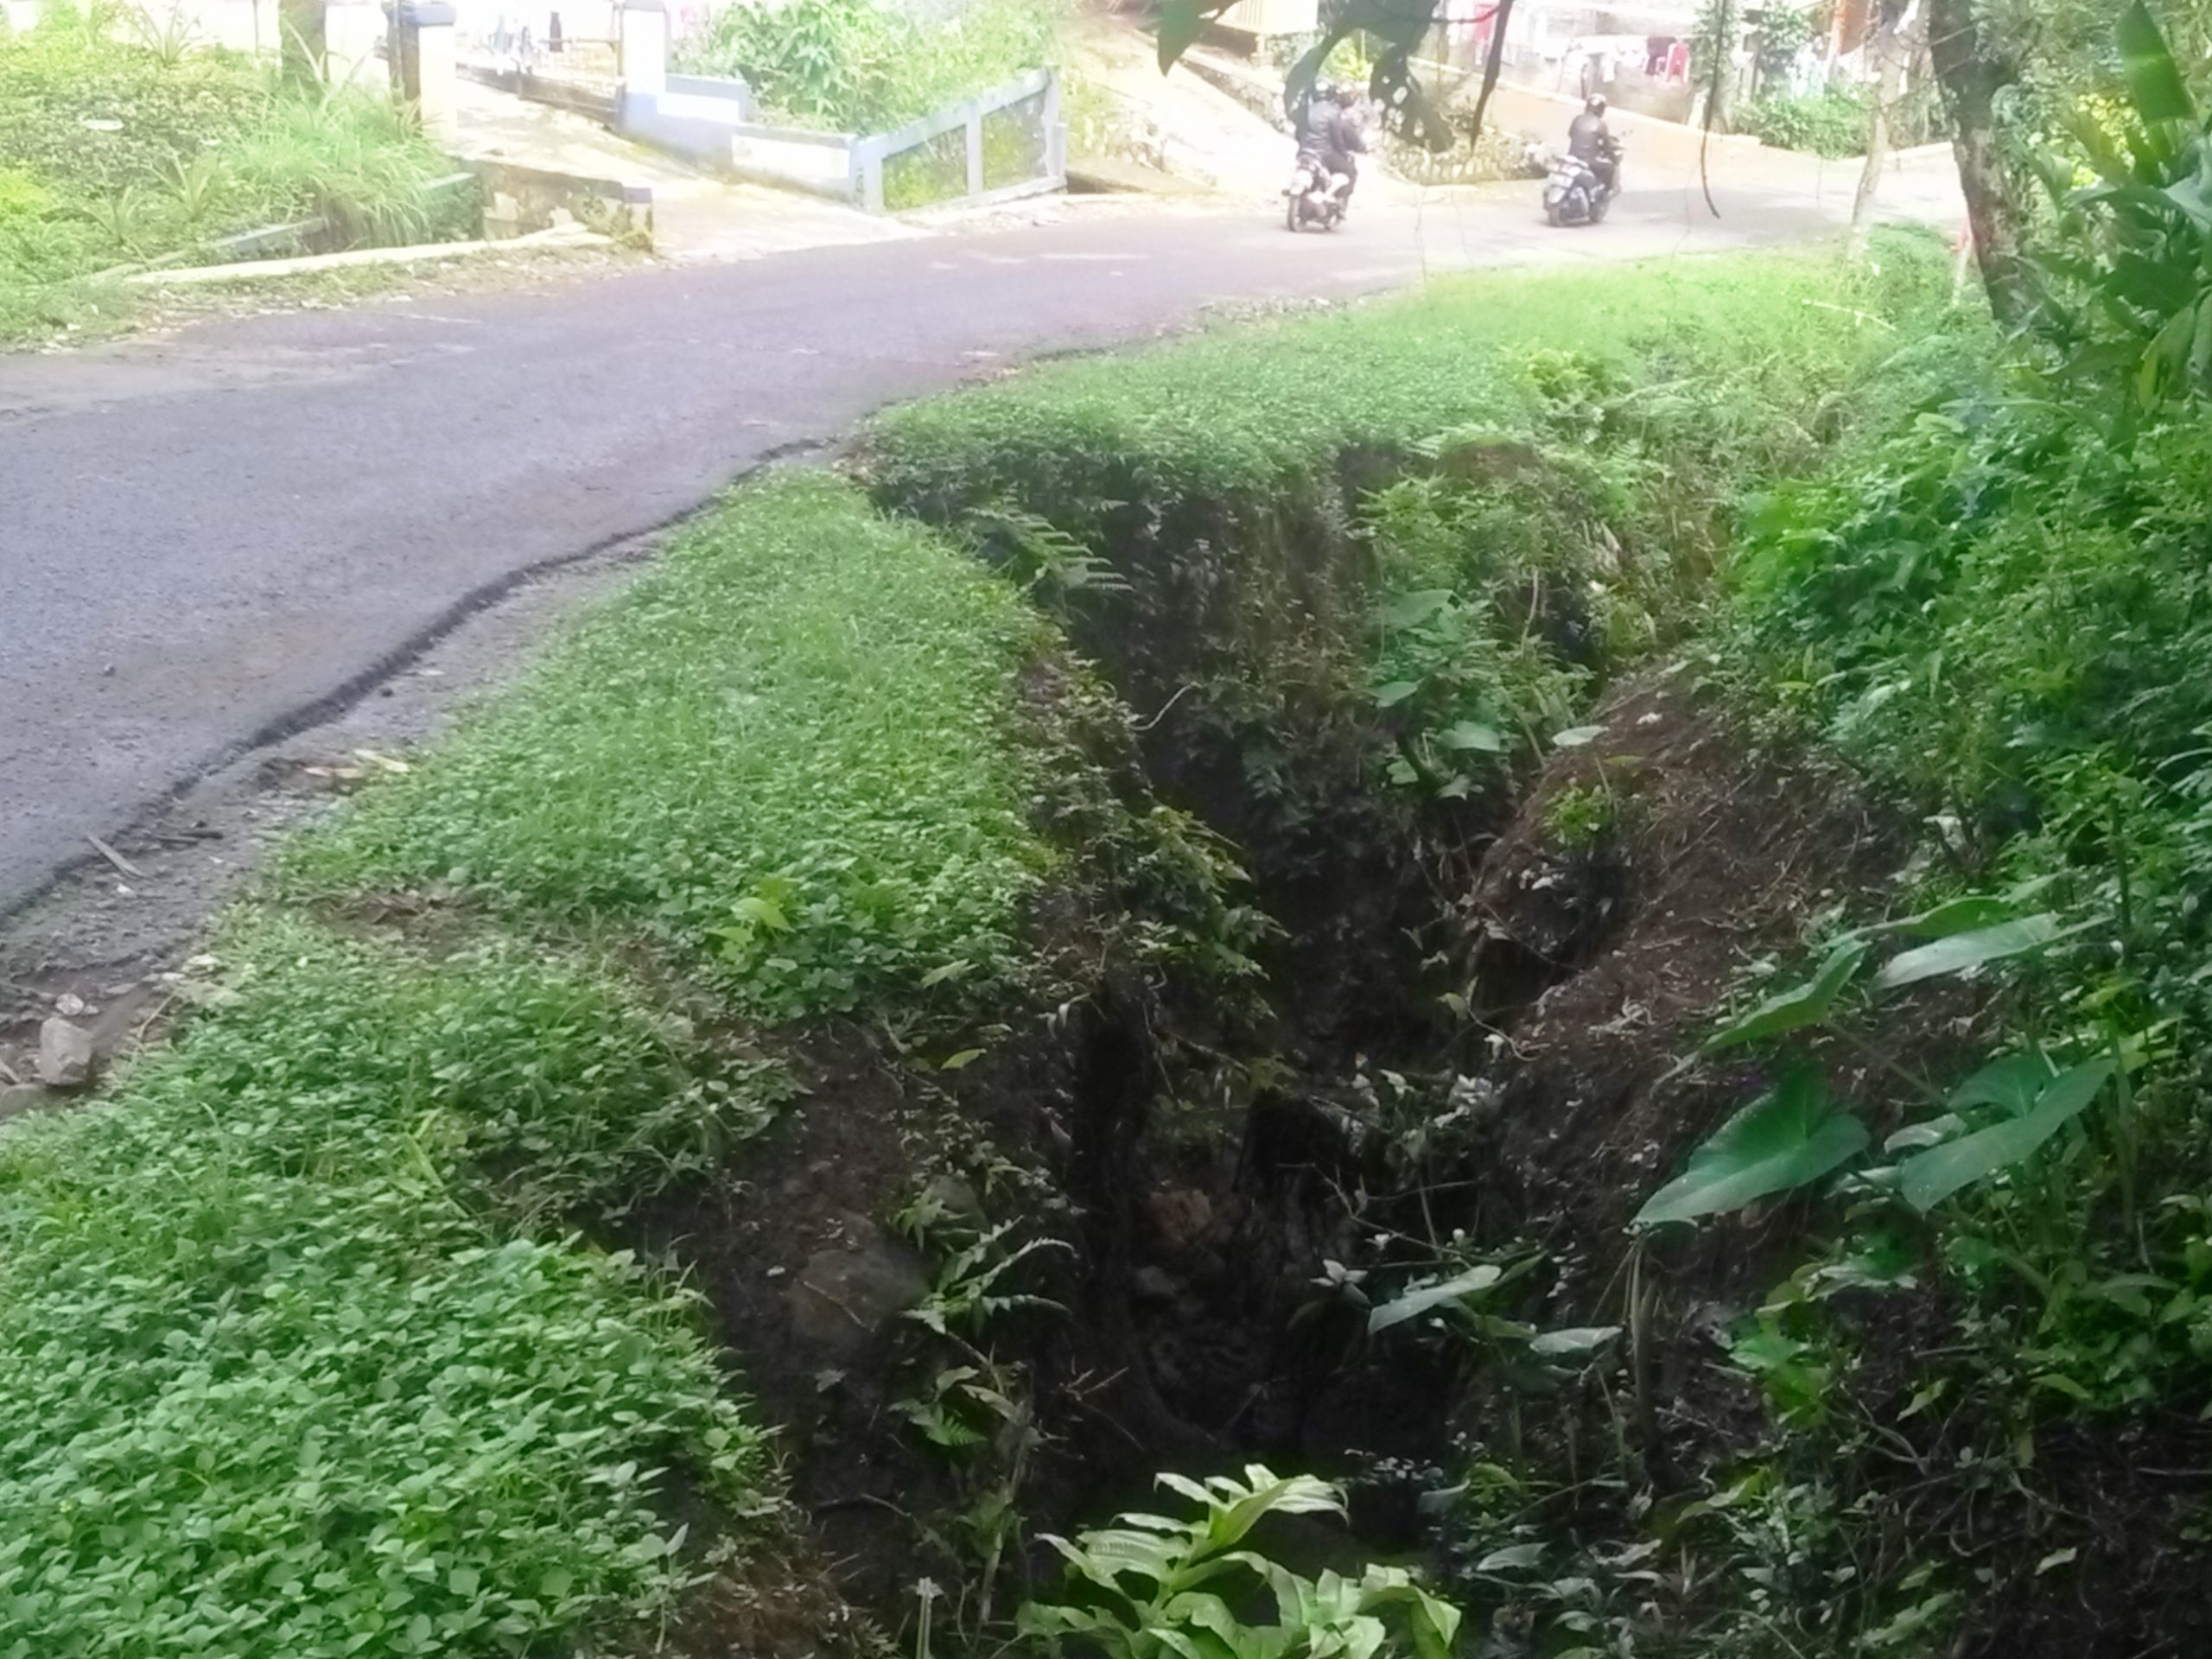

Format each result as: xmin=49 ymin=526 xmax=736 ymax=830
xmin=1300 ymin=79 xmax=1367 ymax=204
xmin=1567 ymin=93 xmax=1618 ymax=193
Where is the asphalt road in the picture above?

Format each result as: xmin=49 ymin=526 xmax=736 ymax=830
xmin=0 ymin=176 xmax=1888 ymax=914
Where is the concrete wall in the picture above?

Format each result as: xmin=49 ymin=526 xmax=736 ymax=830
xmin=1216 ymin=0 xmax=1317 ymax=39
xmin=133 ymin=0 xmax=282 ymax=54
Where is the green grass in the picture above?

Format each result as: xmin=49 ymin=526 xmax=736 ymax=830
xmin=0 ymin=476 xmax=1065 ymax=1655
xmin=289 ymin=474 xmax=1058 ymax=1024
xmin=863 ymin=238 xmax=1963 ymax=813
xmin=0 ymin=915 xmax=770 ymax=1659
xmin=863 ymin=238 xmax=1959 ymax=529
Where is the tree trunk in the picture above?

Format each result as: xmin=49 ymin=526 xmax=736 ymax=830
xmin=1847 ymin=3 xmax=1916 ymax=262
xmin=1466 ymin=0 xmax=1518 ymax=143
xmin=1925 ymin=0 xmax=2027 ymax=325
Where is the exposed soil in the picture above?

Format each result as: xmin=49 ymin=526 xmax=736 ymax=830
xmin=607 ymin=645 xmax=1959 ymax=1650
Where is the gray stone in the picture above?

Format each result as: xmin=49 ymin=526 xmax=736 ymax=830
xmin=1131 ymin=1266 xmax=1180 ymax=1304
xmin=1 ymin=1084 xmax=54 ymax=1122
xmin=919 ymin=1173 xmax=982 ymax=1222
xmin=786 ymin=1220 xmax=928 ymax=1357
xmin=35 ymin=1018 xmax=94 ymax=1090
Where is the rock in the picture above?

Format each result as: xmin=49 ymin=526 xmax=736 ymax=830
xmin=35 ymin=1018 xmax=94 ymax=1090
xmin=55 ymin=993 xmax=88 ymax=1019
xmin=787 ymin=1219 xmax=929 ymax=1358
xmin=1146 ymin=1185 xmax=1216 ymax=1254
xmin=1 ymin=1084 xmax=54 ymax=1122
xmin=1131 ymin=1265 xmax=1180 ymax=1305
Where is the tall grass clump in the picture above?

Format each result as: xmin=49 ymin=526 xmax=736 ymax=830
xmin=0 ymin=4 xmax=465 ymax=342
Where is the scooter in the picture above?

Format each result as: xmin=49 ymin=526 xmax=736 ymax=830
xmin=1285 ymin=144 xmax=1351 ymax=232
xmin=1542 ymin=137 xmax=1623 ymax=227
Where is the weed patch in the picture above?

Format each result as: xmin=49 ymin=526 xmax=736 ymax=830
xmin=289 ymin=474 xmax=1057 ymax=1024
xmin=0 ymin=914 xmax=769 ymax=1659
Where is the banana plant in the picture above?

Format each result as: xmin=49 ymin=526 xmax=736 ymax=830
xmin=2032 ymin=2 xmax=2212 ymax=405
xmin=1154 ymin=0 xmax=1470 ymax=149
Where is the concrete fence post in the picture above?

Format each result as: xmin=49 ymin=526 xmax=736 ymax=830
xmin=619 ymin=0 xmax=669 ymax=130
xmin=392 ymin=0 xmax=459 ymax=144
xmin=324 ymin=0 xmax=385 ymax=86
xmin=1044 ymin=70 xmax=1065 ymax=184
xmin=964 ymin=106 xmax=985 ymax=198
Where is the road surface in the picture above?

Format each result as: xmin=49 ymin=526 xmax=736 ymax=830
xmin=0 ymin=172 xmax=1941 ymax=914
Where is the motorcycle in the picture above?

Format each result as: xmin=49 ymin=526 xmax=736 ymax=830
xmin=1285 ymin=144 xmax=1351 ymax=232
xmin=1542 ymin=138 xmax=1622 ymax=227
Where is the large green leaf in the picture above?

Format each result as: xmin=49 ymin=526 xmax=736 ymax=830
xmin=1635 ymin=1067 xmax=1868 ymax=1228
xmin=1701 ymin=940 xmax=1867 ymax=1054
xmin=1367 ymin=1263 xmax=1503 ymax=1333
xmin=2119 ymin=1 xmax=2196 ymax=143
xmin=1899 ymin=1060 xmax=2113 ymax=1211
xmin=1947 ymin=1052 xmax=2052 ymax=1116
xmin=1872 ymin=913 xmax=2076 ymax=990
xmin=1155 ymin=1 xmax=1230 ymax=71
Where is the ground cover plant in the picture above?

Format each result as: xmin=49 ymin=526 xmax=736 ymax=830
xmin=0 ymin=916 xmax=771 ymax=1659
xmin=0 ymin=479 xmax=1066 ymax=1657
xmin=862 ymin=241 xmax=1958 ymax=852
xmin=288 ymin=475 xmax=1059 ymax=1026
xmin=0 ymin=3 xmax=467 ymax=343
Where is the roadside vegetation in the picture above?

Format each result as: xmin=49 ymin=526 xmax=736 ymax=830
xmin=0 ymin=2 xmax=467 ymax=344
xmin=1641 ymin=7 xmax=2212 ymax=1648
xmin=675 ymin=0 xmax=1065 ymax=136
xmin=2 ymin=237 xmax=1958 ymax=1656
xmin=19 ymin=10 xmax=2212 ymax=1655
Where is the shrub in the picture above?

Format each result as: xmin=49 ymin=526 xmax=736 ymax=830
xmin=1741 ymin=87 xmax=1872 ymax=157
xmin=676 ymin=0 xmax=1065 ymax=134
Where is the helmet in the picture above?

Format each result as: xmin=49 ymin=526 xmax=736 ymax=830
xmin=1586 ymin=94 xmax=1608 ymax=116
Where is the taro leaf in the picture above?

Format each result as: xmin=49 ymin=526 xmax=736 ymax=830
xmin=1899 ymin=1059 xmax=2114 ymax=1212
xmin=1872 ymin=913 xmax=2077 ymax=991
xmin=1437 ymin=721 xmax=1504 ymax=753
xmin=1893 ymin=893 xmax=2017 ymax=938
xmin=1375 ymin=680 xmax=1421 ymax=708
xmin=1474 ymin=1542 xmax=1547 ymax=1573
xmin=1947 ymin=1052 xmax=2053 ymax=1116
xmin=1529 ymin=1325 xmax=1622 ymax=1360
xmin=1384 ymin=588 xmax=1456 ymax=629
xmin=1367 ymin=1263 xmax=1503 ymax=1334
xmin=1701 ymin=940 xmax=1868 ymax=1055
xmin=1634 ymin=1066 xmax=1869 ymax=1228
xmin=1553 ymin=724 xmax=1606 ymax=748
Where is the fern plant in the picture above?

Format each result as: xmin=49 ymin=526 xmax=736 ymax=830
xmin=1020 ymin=1465 xmax=1463 ymax=1659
